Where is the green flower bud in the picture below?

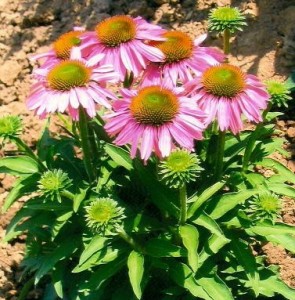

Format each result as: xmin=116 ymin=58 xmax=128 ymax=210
xmin=85 ymin=197 xmax=125 ymax=235
xmin=266 ymin=80 xmax=292 ymax=108
xmin=38 ymin=169 xmax=72 ymax=201
xmin=0 ymin=115 xmax=22 ymax=140
xmin=208 ymin=7 xmax=247 ymax=33
xmin=246 ymin=192 xmax=281 ymax=224
xmin=159 ymin=149 xmax=202 ymax=189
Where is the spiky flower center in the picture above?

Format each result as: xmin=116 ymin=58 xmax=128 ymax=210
xmin=259 ymin=193 xmax=280 ymax=213
xmin=38 ymin=169 xmax=72 ymax=193
xmin=152 ymin=31 xmax=193 ymax=63
xmin=211 ymin=7 xmax=241 ymax=21
xmin=166 ymin=151 xmax=193 ymax=172
xmin=47 ymin=60 xmax=91 ymax=91
xmin=0 ymin=115 xmax=22 ymax=137
xmin=90 ymin=203 xmax=113 ymax=223
xmin=96 ymin=16 xmax=136 ymax=47
xmin=53 ymin=31 xmax=82 ymax=60
xmin=267 ymin=81 xmax=288 ymax=96
xmin=202 ymin=64 xmax=246 ymax=98
xmin=130 ymin=86 xmax=179 ymax=126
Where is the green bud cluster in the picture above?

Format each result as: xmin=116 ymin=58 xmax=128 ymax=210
xmin=0 ymin=115 xmax=22 ymax=140
xmin=208 ymin=7 xmax=247 ymax=33
xmin=266 ymin=80 xmax=292 ymax=108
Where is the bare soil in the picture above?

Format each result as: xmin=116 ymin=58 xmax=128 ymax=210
xmin=1 ymin=0 xmax=295 ymax=299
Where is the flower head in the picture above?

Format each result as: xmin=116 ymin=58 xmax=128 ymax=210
xmin=266 ymin=80 xmax=292 ymax=108
xmin=27 ymin=48 xmax=118 ymax=119
xmin=159 ymin=149 xmax=202 ymax=188
xmin=141 ymin=31 xmax=224 ymax=87
xmin=85 ymin=197 xmax=125 ymax=235
xmin=38 ymin=169 xmax=72 ymax=201
xmin=80 ymin=16 xmax=165 ymax=81
xmin=104 ymin=84 xmax=206 ymax=161
xmin=31 ymin=27 xmax=85 ymax=69
xmin=185 ymin=63 xmax=270 ymax=134
xmin=246 ymin=192 xmax=281 ymax=224
xmin=208 ymin=7 xmax=247 ymax=33
xmin=0 ymin=115 xmax=22 ymax=140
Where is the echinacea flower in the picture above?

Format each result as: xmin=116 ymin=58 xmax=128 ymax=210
xmin=104 ymin=85 xmax=206 ymax=161
xmin=141 ymin=31 xmax=224 ymax=87
xmin=185 ymin=63 xmax=270 ymax=134
xmin=80 ymin=15 xmax=165 ymax=81
xmin=27 ymin=48 xmax=118 ymax=119
xmin=85 ymin=197 xmax=125 ymax=235
xmin=159 ymin=149 xmax=202 ymax=189
xmin=31 ymin=27 xmax=85 ymax=69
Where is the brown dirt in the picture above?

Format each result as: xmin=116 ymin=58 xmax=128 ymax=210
xmin=1 ymin=0 xmax=295 ymax=298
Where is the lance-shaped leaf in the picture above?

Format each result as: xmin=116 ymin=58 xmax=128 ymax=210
xmin=127 ymin=250 xmax=145 ymax=299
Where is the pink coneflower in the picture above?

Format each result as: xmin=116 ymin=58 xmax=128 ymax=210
xmin=27 ymin=48 xmax=118 ymax=119
xmin=104 ymin=85 xmax=206 ymax=161
xmin=31 ymin=27 xmax=85 ymax=69
xmin=141 ymin=31 xmax=224 ymax=87
xmin=80 ymin=15 xmax=165 ymax=81
xmin=185 ymin=63 xmax=270 ymax=134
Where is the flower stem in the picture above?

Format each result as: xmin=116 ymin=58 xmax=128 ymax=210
xmin=60 ymin=190 xmax=75 ymax=200
xmin=78 ymin=107 xmax=96 ymax=183
xmin=223 ymin=28 xmax=230 ymax=61
xmin=118 ymin=230 xmax=144 ymax=253
xmin=13 ymin=137 xmax=47 ymax=172
xmin=179 ymin=184 xmax=187 ymax=225
xmin=214 ymin=130 xmax=226 ymax=181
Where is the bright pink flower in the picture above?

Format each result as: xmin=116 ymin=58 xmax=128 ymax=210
xmin=80 ymin=16 xmax=165 ymax=81
xmin=185 ymin=64 xmax=270 ymax=134
xmin=30 ymin=27 xmax=85 ymax=70
xmin=141 ymin=31 xmax=224 ymax=87
xmin=27 ymin=48 xmax=119 ymax=119
xmin=104 ymin=85 xmax=206 ymax=161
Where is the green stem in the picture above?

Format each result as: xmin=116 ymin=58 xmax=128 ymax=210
xmin=60 ymin=190 xmax=75 ymax=200
xmin=13 ymin=137 xmax=47 ymax=172
xmin=179 ymin=184 xmax=187 ymax=225
xmin=118 ymin=230 xmax=144 ymax=253
xmin=223 ymin=29 xmax=230 ymax=60
xmin=242 ymin=104 xmax=272 ymax=173
xmin=214 ymin=130 xmax=226 ymax=181
xmin=78 ymin=107 xmax=96 ymax=183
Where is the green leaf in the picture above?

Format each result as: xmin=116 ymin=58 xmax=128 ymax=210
xmin=80 ymin=256 xmax=126 ymax=291
xmin=187 ymin=181 xmax=225 ymax=218
xmin=34 ymin=238 xmax=79 ymax=284
xmin=267 ymin=182 xmax=295 ymax=198
xmin=263 ymin=234 xmax=295 ymax=253
xmin=51 ymin=211 xmax=73 ymax=239
xmin=169 ymin=262 xmax=211 ymax=299
xmin=208 ymin=189 xmax=259 ymax=219
xmin=257 ymin=158 xmax=295 ymax=184
xmin=196 ymin=273 xmax=234 ymax=300
xmin=179 ymin=225 xmax=199 ymax=272
xmin=127 ymin=250 xmax=144 ymax=299
xmin=246 ymin=221 xmax=295 ymax=236
xmin=2 ymin=173 xmax=40 ymax=212
xmin=199 ymin=234 xmax=230 ymax=266
xmin=52 ymin=261 xmax=66 ymax=299
xmin=259 ymin=269 xmax=295 ymax=299
xmin=0 ymin=156 xmax=39 ymax=175
xmin=73 ymin=185 xmax=88 ymax=212
xmin=79 ymin=235 xmax=110 ymax=266
xmin=145 ymin=238 xmax=186 ymax=258
xmin=191 ymin=212 xmax=225 ymax=237
xmin=104 ymin=143 xmax=133 ymax=170
xmin=230 ymin=238 xmax=260 ymax=296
